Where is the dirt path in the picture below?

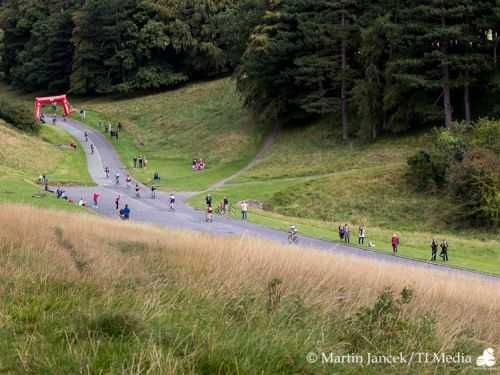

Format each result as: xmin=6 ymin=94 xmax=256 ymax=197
xmin=206 ymin=124 xmax=281 ymax=190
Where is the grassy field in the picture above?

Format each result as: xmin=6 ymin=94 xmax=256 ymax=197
xmin=0 ymin=204 xmax=498 ymax=374
xmin=72 ymin=79 xmax=268 ymax=191
xmin=0 ymin=119 xmax=93 ymax=210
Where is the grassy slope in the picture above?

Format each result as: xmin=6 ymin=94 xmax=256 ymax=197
xmin=0 ymin=119 xmax=93 ymax=210
xmin=190 ymin=119 xmax=500 ymax=275
xmin=0 ymin=204 xmax=498 ymax=374
xmin=73 ymin=79 xmax=268 ymax=191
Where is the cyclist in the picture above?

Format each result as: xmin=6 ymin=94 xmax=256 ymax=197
xmin=169 ymin=193 xmax=176 ymax=211
xmin=84 ymin=131 xmax=88 ymax=143
xmin=288 ymin=225 xmax=298 ymax=244
xmin=104 ymin=166 xmax=110 ymax=178
xmin=135 ymin=183 xmax=140 ymax=198
xmin=115 ymin=172 xmax=120 ymax=185
xmin=126 ymin=175 xmax=132 ymax=189
xmin=206 ymin=206 xmax=213 ymax=223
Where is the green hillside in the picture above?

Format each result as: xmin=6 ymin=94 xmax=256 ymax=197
xmin=0 ymin=119 xmax=92 ymax=210
xmin=73 ymin=79 xmax=268 ymax=191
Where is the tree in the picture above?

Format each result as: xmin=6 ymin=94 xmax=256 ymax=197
xmin=394 ymin=0 xmax=470 ymax=129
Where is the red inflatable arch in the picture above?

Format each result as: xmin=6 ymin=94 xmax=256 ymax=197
xmin=34 ymin=95 xmax=72 ymax=121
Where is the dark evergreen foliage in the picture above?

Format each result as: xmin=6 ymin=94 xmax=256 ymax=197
xmin=1 ymin=0 xmax=500 ymax=137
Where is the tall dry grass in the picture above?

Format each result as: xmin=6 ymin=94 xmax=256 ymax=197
xmin=0 ymin=204 xmax=498 ymax=374
xmin=1 ymin=203 xmax=499 ymax=345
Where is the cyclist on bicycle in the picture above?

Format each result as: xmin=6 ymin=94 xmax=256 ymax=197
xmin=288 ymin=225 xmax=298 ymax=244
xmin=206 ymin=206 xmax=213 ymax=223
xmin=126 ymin=175 xmax=132 ymax=189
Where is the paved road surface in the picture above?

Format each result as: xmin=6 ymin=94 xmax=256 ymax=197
xmin=51 ymin=116 xmax=499 ymax=283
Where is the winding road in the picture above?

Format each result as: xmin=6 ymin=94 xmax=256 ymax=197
xmin=52 ymin=115 xmax=500 ymax=283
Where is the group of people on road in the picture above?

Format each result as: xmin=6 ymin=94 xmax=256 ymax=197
xmin=204 ymin=194 xmax=234 ymax=222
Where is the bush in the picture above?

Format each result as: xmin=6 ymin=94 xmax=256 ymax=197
xmin=0 ymin=98 xmax=37 ymax=133
xmin=406 ymin=128 xmax=468 ymax=191
xmin=406 ymin=124 xmax=499 ymax=227
xmin=472 ymin=118 xmax=500 ymax=155
xmin=448 ymin=147 xmax=500 ymax=227
xmin=406 ymin=151 xmax=436 ymax=191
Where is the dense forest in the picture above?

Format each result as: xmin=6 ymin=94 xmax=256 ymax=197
xmin=2 ymin=0 xmax=500 ymax=137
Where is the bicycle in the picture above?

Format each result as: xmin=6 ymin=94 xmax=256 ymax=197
xmin=288 ymin=232 xmax=299 ymax=244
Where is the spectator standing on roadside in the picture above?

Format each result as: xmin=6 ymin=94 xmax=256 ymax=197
xmin=358 ymin=225 xmax=366 ymax=245
xmin=338 ymin=224 xmax=344 ymax=240
xmin=440 ymin=240 xmax=449 ymax=261
xmin=344 ymin=224 xmax=350 ymax=244
xmin=241 ymin=201 xmax=249 ymax=220
xmin=391 ymin=233 xmax=400 ymax=255
xmin=431 ymin=239 xmax=438 ymax=261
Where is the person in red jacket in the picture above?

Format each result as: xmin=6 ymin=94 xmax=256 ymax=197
xmin=92 ymin=192 xmax=100 ymax=208
xmin=391 ymin=233 xmax=400 ymax=255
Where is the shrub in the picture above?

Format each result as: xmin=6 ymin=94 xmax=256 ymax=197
xmin=448 ymin=147 xmax=500 ymax=227
xmin=344 ymin=288 xmax=439 ymax=354
xmin=0 ymin=98 xmax=37 ymax=133
xmin=472 ymin=118 xmax=500 ymax=155
xmin=406 ymin=128 xmax=468 ymax=191
xmin=406 ymin=150 xmax=436 ymax=191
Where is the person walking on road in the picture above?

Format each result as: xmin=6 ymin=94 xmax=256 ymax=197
xmin=205 ymin=194 xmax=212 ymax=208
xmin=115 ymin=172 xmax=120 ymax=185
xmin=169 ymin=193 xmax=176 ymax=211
xmin=126 ymin=175 xmax=132 ymax=189
xmin=431 ymin=239 xmax=438 ymax=261
xmin=90 ymin=144 xmax=94 ymax=155
xmin=358 ymin=225 xmax=366 ymax=245
xmin=391 ymin=233 xmax=400 ymax=255
xmin=440 ymin=240 xmax=449 ymax=261
xmin=115 ymin=195 xmax=121 ymax=210
xmin=84 ymin=131 xmax=88 ymax=143
xmin=151 ymin=185 xmax=157 ymax=199
xmin=104 ymin=166 xmax=110 ymax=178
xmin=241 ymin=201 xmax=248 ymax=220
xmin=135 ymin=184 xmax=140 ymax=198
